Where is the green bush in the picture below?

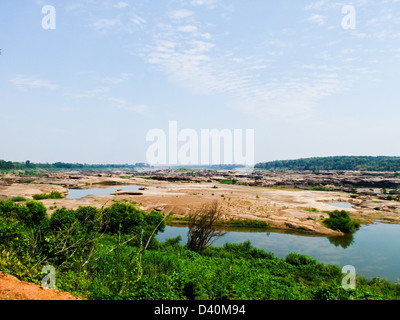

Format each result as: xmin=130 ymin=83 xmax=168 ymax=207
xmin=32 ymin=191 xmax=63 ymax=200
xmin=223 ymin=241 xmax=274 ymax=259
xmin=75 ymin=206 xmax=103 ymax=231
xmin=285 ymin=252 xmax=317 ymax=266
xmin=0 ymin=200 xmax=20 ymax=219
xmin=0 ymin=200 xmax=47 ymax=227
xmin=10 ymin=196 xmax=26 ymax=202
xmin=219 ymin=179 xmax=237 ymax=185
xmin=144 ymin=210 xmax=166 ymax=233
xmin=323 ymin=210 xmax=360 ymax=234
xmin=23 ymin=201 xmax=48 ymax=226
xmin=50 ymin=207 xmax=77 ymax=230
xmin=102 ymin=202 xmax=146 ymax=234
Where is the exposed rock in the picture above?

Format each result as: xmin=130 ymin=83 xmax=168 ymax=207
xmin=113 ymin=191 xmax=143 ymax=196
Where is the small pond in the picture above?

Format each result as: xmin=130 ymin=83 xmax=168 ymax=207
xmin=66 ymin=185 xmax=142 ymax=199
xmin=157 ymin=223 xmax=400 ymax=283
xmin=327 ymin=202 xmax=353 ymax=209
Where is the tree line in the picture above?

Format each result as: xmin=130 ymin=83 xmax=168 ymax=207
xmin=255 ymin=156 xmax=400 ymax=172
xmin=0 ymin=160 xmax=150 ymax=172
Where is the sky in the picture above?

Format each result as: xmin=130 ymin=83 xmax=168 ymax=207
xmin=0 ymin=0 xmax=399 ymax=165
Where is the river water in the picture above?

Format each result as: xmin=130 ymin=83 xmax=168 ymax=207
xmin=157 ymin=223 xmax=400 ymax=283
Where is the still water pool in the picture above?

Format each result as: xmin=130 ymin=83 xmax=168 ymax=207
xmin=157 ymin=223 xmax=400 ymax=282
xmin=327 ymin=202 xmax=354 ymax=209
xmin=66 ymin=185 xmax=141 ymax=199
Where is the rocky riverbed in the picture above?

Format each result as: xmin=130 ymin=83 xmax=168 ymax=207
xmin=1 ymin=169 xmax=399 ymax=236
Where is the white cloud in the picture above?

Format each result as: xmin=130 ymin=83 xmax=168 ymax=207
xmin=189 ymin=0 xmax=219 ymax=8
xmin=122 ymin=104 xmax=149 ymax=115
xmin=73 ymin=86 xmax=110 ymax=99
xmin=307 ymin=13 xmax=327 ymax=25
xmin=108 ymin=97 xmax=149 ymax=115
xmin=131 ymin=14 xmax=147 ymax=26
xmin=304 ymin=0 xmax=329 ymax=11
xmin=113 ymin=2 xmax=129 ymax=9
xmin=10 ymin=75 xmax=59 ymax=90
xmin=91 ymin=18 xmax=121 ymax=32
xmin=177 ymin=25 xmax=198 ymax=33
xmin=168 ymin=9 xmax=194 ymax=19
xmin=97 ymin=73 xmax=132 ymax=84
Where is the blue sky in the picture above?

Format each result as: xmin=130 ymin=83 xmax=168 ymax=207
xmin=0 ymin=0 xmax=399 ymax=164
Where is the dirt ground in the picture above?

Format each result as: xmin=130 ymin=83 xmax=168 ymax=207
xmin=0 ymin=272 xmax=84 ymax=300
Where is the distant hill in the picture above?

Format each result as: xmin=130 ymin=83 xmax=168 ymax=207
xmin=254 ymin=156 xmax=400 ymax=172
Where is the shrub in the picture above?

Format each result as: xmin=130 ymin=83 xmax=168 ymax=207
xmin=323 ymin=210 xmax=359 ymax=234
xmin=285 ymin=252 xmax=317 ymax=266
xmin=33 ymin=191 xmax=64 ymax=200
xmin=102 ymin=202 xmax=146 ymax=234
xmin=50 ymin=207 xmax=77 ymax=230
xmin=223 ymin=241 xmax=274 ymax=259
xmin=164 ymin=235 xmax=182 ymax=247
xmin=75 ymin=206 xmax=103 ymax=231
xmin=0 ymin=200 xmax=48 ymax=227
xmin=219 ymin=179 xmax=237 ymax=185
xmin=23 ymin=201 xmax=48 ymax=226
xmin=10 ymin=196 xmax=26 ymax=202
xmin=187 ymin=200 xmax=227 ymax=253
xmin=144 ymin=210 xmax=166 ymax=233
xmin=0 ymin=200 xmax=19 ymax=219
xmin=304 ymin=207 xmax=319 ymax=212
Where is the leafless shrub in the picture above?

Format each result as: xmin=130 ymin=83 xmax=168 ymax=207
xmin=187 ymin=200 xmax=227 ymax=253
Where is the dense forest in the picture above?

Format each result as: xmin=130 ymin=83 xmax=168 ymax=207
xmin=255 ymin=156 xmax=400 ymax=172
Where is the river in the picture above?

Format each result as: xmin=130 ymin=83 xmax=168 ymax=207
xmin=157 ymin=223 xmax=400 ymax=283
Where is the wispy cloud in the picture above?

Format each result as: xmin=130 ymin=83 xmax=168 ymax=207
xmin=307 ymin=13 xmax=327 ymax=25
xmin=168 ymin=9 xmax=194 ymax=19
xmin=113 ymin=2 xmax=129 ymax=9
xmin=140 ymin=4 xmax=348 ymax=119
xmin=10 ymin=75 xmax=59 ymax=90
xmin=91 ymin=18 xmax=122 ymax=33
xmin=71 ymin=0 xmax=399 ymax=121
xmin=107 ymin=97 xmax=149 ymax=115
xmin=131 ymin=14 xmax=147 ymax=26
xmin=188 ymin=0 xmax=219 ymax=8
xmin=97 ymin=73 xmax=132 ymax=85
xmin=72 ymin=86 xmax=110 ymax=99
